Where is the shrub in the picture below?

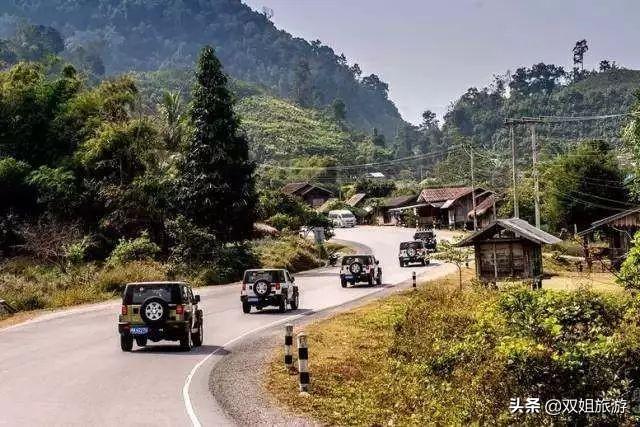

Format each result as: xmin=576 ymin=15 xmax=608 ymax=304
xmin=64 ymin=235 xmax=92 ymax=266
xmin=166 ymin=215 xmax=218 ymax=267
xmin=267 ymin=213 xmax=301 ymax=231
xmin=107 ymin=231 xmax=160 ymax=266
xmin=618 ymin=230 xmax=640 ymax=290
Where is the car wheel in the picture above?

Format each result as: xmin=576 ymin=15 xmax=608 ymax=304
xmin=399 ymin=261 xmax=404 ymax=267
xmin=341 ymin=279 xmax=347 ymax=288
xmin=135 ymin=336 xmax=147 ymax=347
xmin=368 ymin=276 xmax=373 ymax=286
xmin=290 ymin=293 xmax=299 ymax=310
xmin=180 ymin=327 xmax=193 ymax=351
xmin=377 ymin=276 xmax=382 ymax=286
xmin=242 ymin=302 xmax=251 ymax=313
xmin=278 ymin=296 xmax=287 ymax=313
xmin=121 ymin=334 xmax=133 ymax=352
xmin=192 ymin=323 xmax=203 ymax=347
xmin=426 ymin=259 xmax=430 ymax=265
xmin=421 ymin=259 xmax=426 ymax=266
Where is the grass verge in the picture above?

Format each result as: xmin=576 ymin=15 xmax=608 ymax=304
xmin=266 ymin=269 xmax=639 ymax=425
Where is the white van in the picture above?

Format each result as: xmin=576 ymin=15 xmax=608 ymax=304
xmin=328 ymin=209 xmax=356 ymax=228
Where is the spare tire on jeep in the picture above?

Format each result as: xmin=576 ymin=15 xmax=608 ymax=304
xmin=349 ymin=262 xmax=363 ymax=275
xmin=140 ymin=297 xmax=169 ymax=325
xmin=253 ymin=279 xmax=271 ymax=297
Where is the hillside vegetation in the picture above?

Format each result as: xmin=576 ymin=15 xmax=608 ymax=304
xmin=0 ymin=0 xmax=404 ymax=137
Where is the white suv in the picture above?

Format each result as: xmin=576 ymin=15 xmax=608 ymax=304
xmin=240 ymin=269 xmax=300 ymax=313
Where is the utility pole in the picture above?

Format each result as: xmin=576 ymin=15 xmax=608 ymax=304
xmin=530 ymin=124 xmax=541 ymax=229
xmin=510 ymin=125 xmax=519 ymax=218
xmin=470 ymin=146 xmax=478 ymax=231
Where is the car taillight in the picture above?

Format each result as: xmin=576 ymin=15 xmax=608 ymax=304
xmin=176 ymin=305 xmax=184 ymax=315
xmin=274 ymin=283 xmax=280 ymax=290
xmin=121 ymin=305 xmax=128 ymax=315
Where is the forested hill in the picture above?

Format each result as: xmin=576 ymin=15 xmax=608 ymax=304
xmin=441 ymin=66 xmax=640 ymax=152
xmin=0 ymin=0 xmax=404 ymax=137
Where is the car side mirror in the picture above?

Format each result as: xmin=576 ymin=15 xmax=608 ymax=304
xmin=194 ymin=295 xmax=201 ymax=303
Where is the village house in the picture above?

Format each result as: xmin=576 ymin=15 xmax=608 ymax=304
xmin=578 ymin=206 xmax=640 ymax=267
xmin=458 ymin=218 xmax=561 ymax=288
xmin=281 ymin=182 xmax=335 ymax=209
xmin=369 ymin=195 xmax=417 ymax=225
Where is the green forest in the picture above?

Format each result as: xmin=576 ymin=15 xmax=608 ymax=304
xmin=0 ymin=0 xmax=404 ymax=138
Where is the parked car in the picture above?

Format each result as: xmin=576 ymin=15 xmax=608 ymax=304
xmin=398 ymin=241 xmax=431 ymax=267
xmin=241 ymin=269 xmax=299 ymax=313
xmin=118 ymin=281 xmax=203 ymax=352
xmin=328 ymin=209 xmax=356 ymax=228
xmin=340 ymin=255 xmax=382 ymax=287
xmin=413 ymin=230 xmax=437 ymax=251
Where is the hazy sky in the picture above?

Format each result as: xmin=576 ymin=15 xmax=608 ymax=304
xmin=242 ymin=0 xmax=640 ymax=124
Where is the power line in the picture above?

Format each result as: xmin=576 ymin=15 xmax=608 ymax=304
xmin=259 ymin=145 xmax=463 ymax=171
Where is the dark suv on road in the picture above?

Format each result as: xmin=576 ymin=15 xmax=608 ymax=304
xmin=398 ymin=240 xmax=431 ymax=267
xmin=413 ymin=230 xmax=437 ymax=252
xmin=340 ymin=255 xmax=382 ymax=287
xmin=118 ymin=281 xmax=203 ymax=352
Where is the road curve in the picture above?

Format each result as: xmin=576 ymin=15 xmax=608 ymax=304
xmin=0 ymin=226 xmax=458 ymax=426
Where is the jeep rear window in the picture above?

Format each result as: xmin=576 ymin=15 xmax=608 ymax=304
xmin=342 ymin=256 xmax=372 ymax=265
xmin=244 ymin=270 xmax=285 ymax=283
xmin=124 ymin=284 xmax=182 ymax=304
xmin=400 ymin=242 xmax=423 ymax=250
xmin=415 ymin=232 xmax=434 ymax=239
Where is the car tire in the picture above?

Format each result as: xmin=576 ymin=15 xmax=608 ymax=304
xmin=242 ymin=302 xmax=251 ymax=313
xmin=180 ymin=328 xmax=192 ymax=351
xmin=192 ymin=323 xmax=203 ymax=347
xmin=426 ymin=259 xmax=430 ymax=265
xmin=135 ymin=336 xmax=147 ymax=347
xmin=290 ymin=292 xmax=299 ymax=310
xmin=341 ymin=279 xmax=347 ymax=288
xmin=121 ymin=334 xmax=133 ymax=352
xmin=368 ymin=276 xmax=373 ymax=286
xmin=140 ymin=297 xmax=170 ymax=325
xmin=399 ymin=261 xmax=404 ymax=267
xmin=278 ymin=296 xmax=287 ymax=313
xmin=421 ymin=259 xmax=426 ymax=266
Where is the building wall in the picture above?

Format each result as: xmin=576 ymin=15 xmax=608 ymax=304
xmin=475 ymin=240 xmax=541 ymax=281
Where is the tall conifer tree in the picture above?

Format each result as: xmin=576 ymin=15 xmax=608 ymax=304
xmin=176 ymin=46 xmax=256 ymax=242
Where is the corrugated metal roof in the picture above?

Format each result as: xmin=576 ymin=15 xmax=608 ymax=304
xmin=281 ymin=182 xmax=310 ymax=195
xmin=346 ymin=193 xmax=367 ymax=207
xmin=381 ymin=195 xmax=417 ymax=208
xmin=418 ymin=186 xmax=474 ymax=203
xmin=458 ymin=218 xmax=561 ymax=246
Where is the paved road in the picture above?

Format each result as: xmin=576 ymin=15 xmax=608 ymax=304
xmin=0 ymin=226 xmax=458 ymax=426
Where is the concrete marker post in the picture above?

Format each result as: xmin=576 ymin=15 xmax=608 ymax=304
xmin=297 ymin=332 xmax=310 ymax=393
xmin=412 ymin=271 xmax=416 ymax=289
xmin=284 ymin=324 xmax=294 ymax=371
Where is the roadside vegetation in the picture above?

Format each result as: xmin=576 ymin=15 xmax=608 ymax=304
xmin=267 ymin=269 xmax=639 ymax=425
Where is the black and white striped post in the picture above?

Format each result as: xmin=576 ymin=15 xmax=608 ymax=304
xmin=412 ymin=271 xmax=416 ymax=288
xmin=284 ymin=324 xmax=294 ymax=370
xmin=297 ymin=332 xmax=310 ymax=393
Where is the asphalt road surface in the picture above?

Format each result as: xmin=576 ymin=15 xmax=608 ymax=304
xmin=0 ymin=226 xmax=458 ymax=426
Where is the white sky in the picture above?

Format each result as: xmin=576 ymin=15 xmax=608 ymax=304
xmin=242 ymin=0 xmax=640 ymax=124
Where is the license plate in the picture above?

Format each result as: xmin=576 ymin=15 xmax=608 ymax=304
xmin=130 ymin=327 xmax=148 ymax=335
xmin=343 ymin=275 xmax=353 ymax=279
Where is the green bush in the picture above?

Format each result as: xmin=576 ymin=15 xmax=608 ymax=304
xmin=267 ymin=213 xmax=301 ymax=231
xmin=618 ymin=230 xmax=640 ymax=290
xmin=106 ymin=231 xmax=160 ymax=266
xmin=64 ymin=236 xmax=92 ymax=266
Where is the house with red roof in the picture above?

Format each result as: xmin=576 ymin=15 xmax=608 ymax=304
xmin=388 ymin=186 xmax=495 ymax=229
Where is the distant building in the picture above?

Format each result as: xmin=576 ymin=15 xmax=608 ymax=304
xmin=346 ymin=193 xmax=367 ymax=208
xmin=370 ymin=195 xmax=417 ymax=225
xmin=281 ymin=182 xmax=334 ymax=209
xmin=578 ymin=206 xmax=640 ymax=268
xmin=366 ymin=172 xmax=385 ymax=179
xmin=458 ymin=218 xmax=561 ymax=287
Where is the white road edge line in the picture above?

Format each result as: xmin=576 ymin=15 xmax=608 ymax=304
xmin=182 ymin=283 xmax=393 ymax=426
xmin=182 ymin=313 xmax=304 ymax=427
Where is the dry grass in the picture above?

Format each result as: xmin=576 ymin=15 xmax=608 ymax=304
xmin=264 ymin=264 xmax=631 ymax=425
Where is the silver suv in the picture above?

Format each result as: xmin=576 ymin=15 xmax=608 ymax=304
xmin=241 ymin=269 xmax=299 ymax=313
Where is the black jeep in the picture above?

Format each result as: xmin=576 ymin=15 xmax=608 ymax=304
xmin=413 ymin=230 xmax=437 ymax=252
